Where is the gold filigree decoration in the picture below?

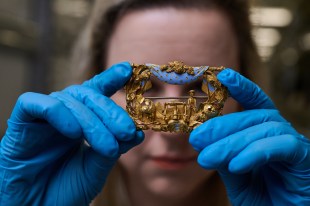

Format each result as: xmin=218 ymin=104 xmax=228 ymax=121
xmin=125 ymin=61 xmax=228 ymax=133
xmin=160 ymin=61 xmax=195 ymax=75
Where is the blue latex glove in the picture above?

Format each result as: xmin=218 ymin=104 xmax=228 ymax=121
xmin=189 ymin=69 xmax=310 ymax=205
xmin=0 ymin=62 xmax=144 ymax=206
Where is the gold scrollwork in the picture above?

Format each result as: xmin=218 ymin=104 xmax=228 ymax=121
xmin=125 ymin=61 xmax=228 ymax=133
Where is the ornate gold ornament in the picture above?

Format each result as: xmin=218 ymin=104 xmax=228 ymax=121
xmin=125 ymin=61 xmax=228 ymax=133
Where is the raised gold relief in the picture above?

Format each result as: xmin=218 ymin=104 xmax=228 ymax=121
xmin=125 ymin=61 xmax=228 ymax=133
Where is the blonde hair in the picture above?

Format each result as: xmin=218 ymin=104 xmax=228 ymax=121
xmin=72 ymin=0 xmax=265 ymax=205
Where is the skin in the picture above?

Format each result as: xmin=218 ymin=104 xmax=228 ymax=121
xmin=106 ymin=8 xmax=240 ymax=206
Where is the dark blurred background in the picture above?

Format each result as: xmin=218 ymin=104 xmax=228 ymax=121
xmin=0 ymin=0 xmax=309 ymax=136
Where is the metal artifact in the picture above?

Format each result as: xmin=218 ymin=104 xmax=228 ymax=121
xmin=125 ymin=61 xmax=228 ymax=133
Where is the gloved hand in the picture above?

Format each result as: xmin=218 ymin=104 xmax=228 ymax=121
xmin=0 ymin=62 xmax=144 ymax=206
xmin=189 ymin=69 xmax=310 ymax=206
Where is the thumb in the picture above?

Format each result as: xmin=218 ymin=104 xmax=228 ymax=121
xmin=217 ymin=68 xmax=275 ymax=110
xmin=83 ymin=62 xmax=132 ymax=97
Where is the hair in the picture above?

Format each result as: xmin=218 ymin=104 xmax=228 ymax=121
xmin=72 ymin=0 xmax=265 ymax=205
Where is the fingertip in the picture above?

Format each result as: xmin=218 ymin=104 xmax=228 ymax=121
xmin=110 ymin=110 xmax=137 ymax=141
xmin=95 ymin=138 xmax=120 ymax=158
xmin=84 ymin=129 xmax=120 ymax=158
xmin=108 ymin=146 xmax=120 ymax=158
xmin=188 ymin=133 xmax=202 ymax=152
xmin=217 ymin=68 xmax=235 ymax=84
xmin=228 ymin=159 xmax=247 ymax=174
xmin=189 ymin=125 xmax=203 ymax=147
xmin=115 ymin=125 xmax=136 ymax=141
xmin=135 ymin=130 xmax=145 ymax=143
xmin=102 ymin=62 xmax=133 ymax=97
xmin=82 ymin=62 xmax=133 ymax=96
xmin=109 ymin=61 xmax=133 ymax=78
xmin=128 ymin=130 xmax=145 ymax=149
xmin=197 ymin=155 xmax=212 ymax=169
xmin=189 ymin=122 xmax=213 ymax=152
xmin=191 ymin=145 xmax=202 ymax=153
xmin=117 ymin=130 xmax=144 ymax=154
xmin=197 ymin=152 xmax=214 ymax=170
xmin=217 ymin=68 xmax=275 ymax=110
xmin=197 ymin=154 xmax=206 ymax=168
xmin=217 ymin=68 xmax=244 ymax=92
xmin=188 ymin=131 xmax=196 ymax=144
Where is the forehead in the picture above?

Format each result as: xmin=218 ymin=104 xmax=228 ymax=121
xmin=106 ymin=8 xmax=239 ymax=69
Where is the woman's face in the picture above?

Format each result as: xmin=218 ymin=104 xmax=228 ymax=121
xmin=107 ymin=8 xmax=240 ymax=200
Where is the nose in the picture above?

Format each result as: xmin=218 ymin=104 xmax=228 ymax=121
xmin=147 ymin=129 xmax=190 ymax=148
xmin=159 ymin=131 xmax=192 ymax=151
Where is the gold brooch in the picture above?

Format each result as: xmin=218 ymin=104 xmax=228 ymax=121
xmin=125 ymin=61 xmax=228 ymax=133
